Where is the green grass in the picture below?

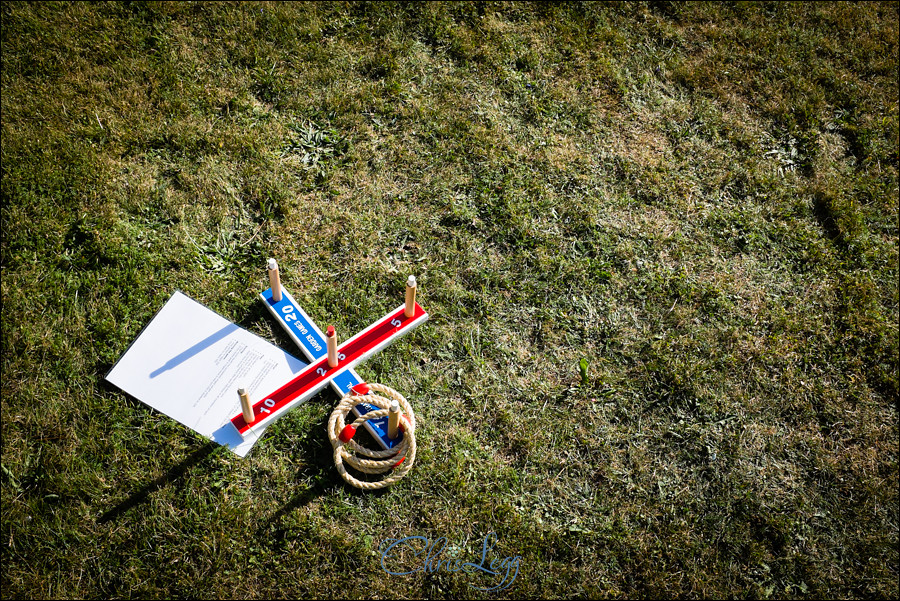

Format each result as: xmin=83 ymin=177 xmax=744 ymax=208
xmin=2 ymin=1 xmax=897 ymax=598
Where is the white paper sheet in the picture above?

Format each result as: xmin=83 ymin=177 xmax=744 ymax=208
xmin=106 ymin=291 xmax=306 ymax=456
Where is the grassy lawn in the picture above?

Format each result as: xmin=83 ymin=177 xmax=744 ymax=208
xmin=2 ymin=1 xmax=897 ymax=598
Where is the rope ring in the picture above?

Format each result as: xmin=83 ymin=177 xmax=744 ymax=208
xmin=327 ymin=383 xmax=417 ymax=490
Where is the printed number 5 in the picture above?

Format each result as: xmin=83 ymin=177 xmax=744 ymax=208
xmin=391 ymin=318 xmax=402 ymax=327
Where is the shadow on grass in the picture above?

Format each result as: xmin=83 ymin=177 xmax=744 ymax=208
xmin=97 ymin=441 xmax=220 ymax=524
xmin=258 ymin=411 xmax=394 ymax=535
xmin=258 ymin=479 xmax=326 ymax=536
xmin=235 ymin=296 xmax=301 ymax=352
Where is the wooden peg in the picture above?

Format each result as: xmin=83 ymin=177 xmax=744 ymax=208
xmin=388 ymin=399 xmax=401 ymax=439
xmin=326 ymin=325 xmax=338 ymax=367
xmin=268 ymin=258 xmax=282 ymax=302
xmin=404 ymin=275 xmax=417 ymax=318
xmin=238 ymin=388 xmax=254 ymax=424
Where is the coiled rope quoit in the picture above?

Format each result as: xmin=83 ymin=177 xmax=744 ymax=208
xmin=327 ymin=383 xmax=416 ymax=490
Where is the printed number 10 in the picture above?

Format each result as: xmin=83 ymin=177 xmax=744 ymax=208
xmin=259 ymin=398 xmax=276 ymax=414
xmin=282 ymin=304 xmax=297 ymax=323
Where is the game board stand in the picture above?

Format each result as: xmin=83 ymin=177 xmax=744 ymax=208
xmin=228 ymin=260 xmax=426 ymax=488
xmin=258 ymin=284 xmax=401 ymax=450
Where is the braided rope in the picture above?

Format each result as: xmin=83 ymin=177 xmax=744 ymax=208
xmin=327 ymin=383 xmax=417 ymax=490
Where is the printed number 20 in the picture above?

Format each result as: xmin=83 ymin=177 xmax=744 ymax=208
xmin=281 ymin=305 xmax=297 ymax=323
